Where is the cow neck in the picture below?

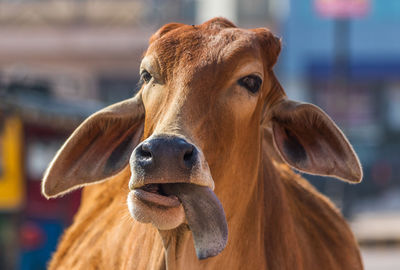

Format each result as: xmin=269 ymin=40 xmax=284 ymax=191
xmin=158 ymin=224 xmax=193 ymax=270
xmin=213 ymin=144 xmax=300 ymax=268
xmin=155 ymin=149 xmax=297 ymax=269
xmin=257 ymin=156 xmax=303 ymax=269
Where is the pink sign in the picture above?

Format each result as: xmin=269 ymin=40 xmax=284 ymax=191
xmin=315 ymin=0 xmax=370 ymax=18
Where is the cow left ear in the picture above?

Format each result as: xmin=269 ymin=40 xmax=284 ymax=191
xmin=269 ymin=99 xmax=362 ymax=183
xmin=42 ymin=94 xmax=145 ymax=198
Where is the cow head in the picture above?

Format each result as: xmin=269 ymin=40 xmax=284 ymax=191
xmin=42 ymin=18 xmax=362 ymax=260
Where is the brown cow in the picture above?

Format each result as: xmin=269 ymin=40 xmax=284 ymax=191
xmin=42 ymin=18 xmax=363 ymax=269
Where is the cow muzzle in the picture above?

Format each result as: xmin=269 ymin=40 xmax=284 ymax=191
xmin=127 ymin=134 xmax=228 ymax=260
xmin=129 ymin=135 xmax=214 ymax=189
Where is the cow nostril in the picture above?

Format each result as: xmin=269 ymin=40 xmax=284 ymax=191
xmin=183 ymin=149 xmax=193 ymax=162
xmin=139 ymin=143 xmax=152 ymax=159
xmin=141 ymin=149 xmax=152 ymax=158
xmin=183 ymin=146 xmax=197 ymax=169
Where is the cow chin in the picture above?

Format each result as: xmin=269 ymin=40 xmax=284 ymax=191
xmin=127 ymin=191 xmax=186 ymax=230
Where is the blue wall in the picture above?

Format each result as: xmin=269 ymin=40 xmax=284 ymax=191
xmin=280 ymin=0 xmax=400 ymax=78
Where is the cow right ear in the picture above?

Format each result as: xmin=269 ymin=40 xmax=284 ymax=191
xmin=42 ymin=93 xmax=145 ymax=198
xmin=268 ymin=99 xmax=362 ymax=183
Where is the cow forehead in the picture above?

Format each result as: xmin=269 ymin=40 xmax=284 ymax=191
xmin=145 ymin=26 xmax=262 ymax=78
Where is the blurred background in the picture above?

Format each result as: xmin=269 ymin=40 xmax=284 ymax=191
xmin=0 ymin=0 xmax=399 ymax=269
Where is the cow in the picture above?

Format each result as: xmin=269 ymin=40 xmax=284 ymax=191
xmin=42 ymin=18 xmax=363 ymax=269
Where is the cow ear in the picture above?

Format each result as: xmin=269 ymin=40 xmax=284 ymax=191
xmin=42 ymin=94 xmax=145 ymax=198
xmin=269 ymin=99 xmax=362 ymax=183
xmin=149 ymin=22 xmax=185 ymax=43
xmin=252 ymin=28 xmax=281 ymax=69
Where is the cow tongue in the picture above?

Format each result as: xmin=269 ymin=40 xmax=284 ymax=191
xmin=162 ymin=183 xmax=228 ymax=260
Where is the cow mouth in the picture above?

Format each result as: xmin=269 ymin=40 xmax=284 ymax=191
xmin=132 ymin=184 xmax=181 ymax=208
xmin=128 ymin=180 xmax=228 ymax=260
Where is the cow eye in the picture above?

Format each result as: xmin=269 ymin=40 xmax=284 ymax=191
xmin=237 ymin=75 xmax=262 ymax=93
xmin=140 ymin=70 xmax=152 ymax=83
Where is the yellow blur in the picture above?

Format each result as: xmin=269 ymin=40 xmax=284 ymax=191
xmin=0 ymin=116 xmax=24 ymax=210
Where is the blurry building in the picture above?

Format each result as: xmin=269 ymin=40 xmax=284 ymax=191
xmin=280 ymin=0 xmax=400 ymax=214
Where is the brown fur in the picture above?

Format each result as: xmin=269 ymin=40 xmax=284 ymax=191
xmin=49 ymin=163 xmax=361 ymax=269
xmin=45 ymin=18 xmax=363 ymax=269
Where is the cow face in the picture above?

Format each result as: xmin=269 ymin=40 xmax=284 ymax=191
xmin=42 ymin=18 xmax=362 ymax=260
xmin=127 ymin=21 xmax=276 ymax=230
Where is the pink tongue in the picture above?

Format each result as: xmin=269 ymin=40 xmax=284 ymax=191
xmin=162 ymin=183 xmax=228 ymax=260
xmin=133 ymin=189 xmax=181 ymax=208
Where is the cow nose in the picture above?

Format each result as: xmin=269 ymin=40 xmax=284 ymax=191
xmin=136 ymin=137 xmax=198 ymax=172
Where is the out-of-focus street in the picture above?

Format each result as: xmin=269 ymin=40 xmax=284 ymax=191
xmin=361 ymin=247 xmax=400 ymax=270
xmin=351 ymin=192 xmax=400 ymax=270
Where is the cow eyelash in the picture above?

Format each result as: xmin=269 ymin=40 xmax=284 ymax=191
xmin=140 ymin=70 xmax=152 ymax=83
xmin=237 ymin=75 xmax=262 ymax=94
